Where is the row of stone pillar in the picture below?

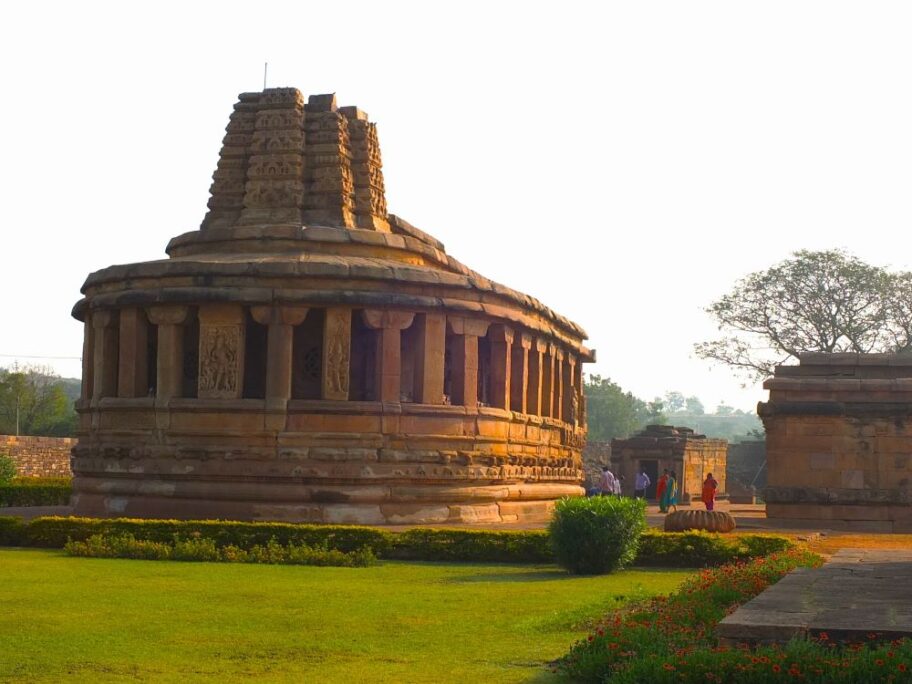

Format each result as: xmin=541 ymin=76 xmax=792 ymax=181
xmin=82 ymin=304 xmax=583 ymax=423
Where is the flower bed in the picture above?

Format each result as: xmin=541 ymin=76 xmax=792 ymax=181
xmin=557 ymin=549 xmax=816 ymax=680
xmin=556 ymin=548 xmax=912 ymax=682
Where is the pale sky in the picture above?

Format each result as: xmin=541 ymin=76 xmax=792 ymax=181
xmin=2 ymin=1 xmax=912 ymax=412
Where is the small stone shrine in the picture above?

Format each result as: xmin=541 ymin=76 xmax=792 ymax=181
xmin=761 ymin=352 xmax=912 ymax=531
xmin=71 ymin=88 xmax=594 ymax=524
xmin=610 ymin=425 xmax=727 ymax=501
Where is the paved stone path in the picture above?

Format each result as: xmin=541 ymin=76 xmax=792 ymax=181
xmin=718 ymin=548 xmax=912 ymax=644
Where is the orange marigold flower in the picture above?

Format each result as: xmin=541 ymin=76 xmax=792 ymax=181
xmin=663 ymin=663 xmax=675 ymax=671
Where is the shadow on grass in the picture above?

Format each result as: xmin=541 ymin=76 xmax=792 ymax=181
xmin=445 ymin=569 xmax=576 ymax=583
xmin=447 ymin=565 xmax=692 ymax=584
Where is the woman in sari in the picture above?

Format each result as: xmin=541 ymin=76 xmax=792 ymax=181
xmin=661 ymin=471 xmax=678 ymax=513
xmin=702 ymin=473 xmax=718 ymax=511
xmin=656 ymin=469 xmax=669 ymax=512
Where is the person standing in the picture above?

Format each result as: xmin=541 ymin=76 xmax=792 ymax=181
xmin=702 ymin=472 xmax=718 ymax=511
xmin=598 ymin=466 xmax=618 ymax=497
xmin=662 ymin=471 xmax=679 ymax=513
xmin=656 ymin=469 xmax=669 ymax=512
xmin=634 ymin=468 xmax=650 ymax=499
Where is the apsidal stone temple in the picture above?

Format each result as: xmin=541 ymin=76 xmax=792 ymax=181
xmin=71 ymin=88 xmax=594 ymax=524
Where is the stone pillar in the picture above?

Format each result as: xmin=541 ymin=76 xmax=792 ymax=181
xmin=526 ymin=338 xmax=547 ymax=415
xmin=541 ymin=344 xmax=555 ymax=418
xmin=147 ymin=305 xmax=189 ymax=401
xmin=363 ymin=310 xmax=415 ymax=403
xmin=488 ymin=325 xmax=514 ymax=411
xmin=251 ymin=305 xmax=309 ymax=402
xmin=448 ymin=317 xmax=490 ymax=408
xmin=510 ymin=333 xmax=531 ymax=413
xmin=322 ymin=307 xmax=352 ymax=401
xmin=414 ymin=313 xmax=446 ymax=404
xmin=117 ymin=307 xmax=150 ymax=398
xmin=92 ymin=310 xmax=118 ymax=402
xmin=564 ymin=354 xmax=577 ymax=424
xmin=197 ymin=304 xmax=246 ymax=399
xmin=554 ymin=348 xmax=565 ymax=422
xmin=80 ymin=315 xmax=95 ymax=402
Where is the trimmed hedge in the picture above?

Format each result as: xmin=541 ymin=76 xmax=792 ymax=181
xmin=0 ymin=478 xmax=72 ymax=508
xmin=0 ymin=515 xmax=795 ymax=566
xmin=389 ymin=528 xmax=553 ymax=563
xmin=65 ymin=533 xmax=378 ymax=567
xmin=636 ymin=529 xmax=793 ymax=567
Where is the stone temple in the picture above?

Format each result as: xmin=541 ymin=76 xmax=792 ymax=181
xmin=71 ymin=88 xmax=594 ymax=524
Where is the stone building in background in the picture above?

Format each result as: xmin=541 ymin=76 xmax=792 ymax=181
xmin=761 ymin=353 xmax=912 ymax=531
xmin=610 ymin=425 xmax=727 ymax=501
xmin=71 ymin=88 xmax=594 ymax=524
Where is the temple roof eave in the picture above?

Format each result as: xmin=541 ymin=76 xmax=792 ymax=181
xmin=78 ymin=252 xmax=589 ymax=341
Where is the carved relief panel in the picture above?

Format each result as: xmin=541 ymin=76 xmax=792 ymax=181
xmin=322 ymin=308 xmax=352 ymax=401
xmin=197 ymin=305 xmax=245 ymax=400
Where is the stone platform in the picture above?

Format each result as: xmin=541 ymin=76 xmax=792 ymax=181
xmin=718 ymin=549 xmax=912 ymax=644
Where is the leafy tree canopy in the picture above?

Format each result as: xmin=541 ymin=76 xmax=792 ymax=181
xmin=584 ymin=375 xmax=666 ymax=442
xmin=695 ymin=249 xmax=912 ymax=381
xmin=0 ymin=366 xmax=77 ymax=437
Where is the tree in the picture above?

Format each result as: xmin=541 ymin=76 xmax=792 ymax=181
xmin=583 ymin=375 xmax=666 ymax=441
xmin=663 ymin=391 xmax=686 ymax=413
xmin=715 ymin=403 xmax=735 ymax=416
xmin=684 ymin=395 xmax=705 ymax=415
xmin=0 ymin=366 xmax=76 ymax=437
xmin=695 ymin=249 xmax=909 ymax=381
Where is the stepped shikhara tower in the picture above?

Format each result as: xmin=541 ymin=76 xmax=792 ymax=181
xmin=202 ymin=89 xmax=388 ymax=232
xmin=71 ymin=88 xmax=595 ymax=524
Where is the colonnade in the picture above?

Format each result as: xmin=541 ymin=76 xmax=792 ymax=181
xmin=81 ymin=303 xmax=585 ymax=425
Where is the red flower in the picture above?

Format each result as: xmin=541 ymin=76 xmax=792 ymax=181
xmin=877 ymin=659 xmax=885 ymax=666
xmin=663 ymin=663 xmax=675 ymax=671
xmin=899 ymin=663 xmax=907 ymax=672
xmin=818 ymin=632 xmax=829 ymax=641
xmin=772 ymin=664 xmax=781 ymax=673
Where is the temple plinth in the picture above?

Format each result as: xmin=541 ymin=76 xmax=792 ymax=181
xmin=71 ymin=89 xmax=595 ymax=524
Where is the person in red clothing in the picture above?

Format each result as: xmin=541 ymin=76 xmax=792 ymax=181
xmin=656 ymin=469 xmax=669 ymax=512
xmin=702 ymin=473 xmax=718 ymax=511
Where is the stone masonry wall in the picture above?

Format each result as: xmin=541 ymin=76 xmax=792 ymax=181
xmin=0 ymin=435 xmax=74 ymax=477
xmin=760 ymin=352 xmax=912 ymax=532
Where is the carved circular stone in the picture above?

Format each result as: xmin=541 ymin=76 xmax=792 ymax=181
xmin=663 ymin=510 xmax=737 ymax=533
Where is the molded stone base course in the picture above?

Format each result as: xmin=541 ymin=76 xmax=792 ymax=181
xmin=760 ymin=353 xmax=912 ymax=531
xmin=1 ymin=435 xmax=74 ymax=477
xmin=610 ymin=425 xmax=727 ymax=501
xmin=718 ymin=548 xmax=912 ymax=644
xmin=70 ymin=89 xmax=594 ymax=524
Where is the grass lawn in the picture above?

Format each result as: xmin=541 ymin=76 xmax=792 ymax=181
xmin=0 ymin=548 xmax=689 ymax=683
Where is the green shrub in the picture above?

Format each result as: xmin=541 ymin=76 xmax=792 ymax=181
xmin=64 ymin=533 xmax=377 ymax=567
xmin=0 ymin=455 xmax=17 ymax=485
xmin=0 ymin=481 xmax=72 ymax=507
xmin=549 ymin=496 xmax=648 ymax=575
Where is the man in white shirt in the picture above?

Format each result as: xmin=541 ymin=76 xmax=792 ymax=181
xmin=599 ymin=466 xmax=619 ymax=496
xmin=634 ymin=468 xmax=651 ymax=499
